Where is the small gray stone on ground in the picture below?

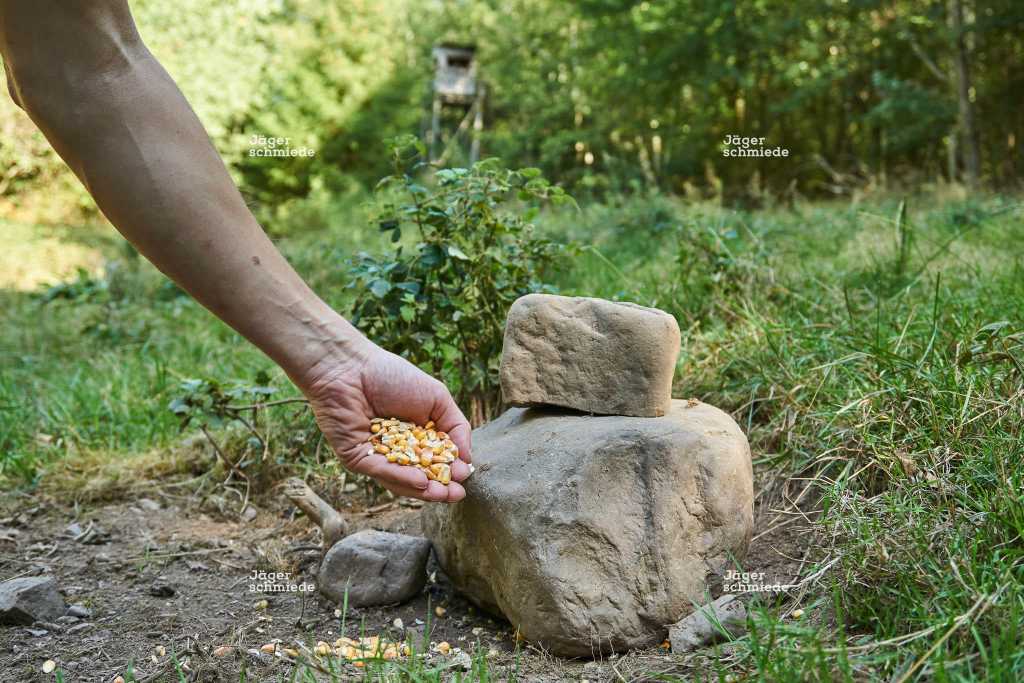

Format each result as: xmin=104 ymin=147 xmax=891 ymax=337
xmin=66 ymin=603 xmax=91 ymax=619
xmin=668 ymin=594 xmax=747 ymax=652
xmin=449 ymin=649 xmax=473 ymax=671
xmin=137 ymin=498 xmax=161 ymax=512
xmin=318 ymin=530 xmax=431 ymax=607
xmin=0 ymin=576 xmax=67 ymax=626
xmin=499 ymin=294 xmax=681 ymax=417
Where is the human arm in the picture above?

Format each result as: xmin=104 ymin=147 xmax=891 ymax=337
xmin=0 ymin=0 xmax=471 ymax=501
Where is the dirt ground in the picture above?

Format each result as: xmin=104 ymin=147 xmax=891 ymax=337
xmin=0 ymin=468 xmax=816 ymax=683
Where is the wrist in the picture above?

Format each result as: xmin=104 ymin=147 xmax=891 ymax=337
xmin=277 ymin=306 xmax=377 ymax=393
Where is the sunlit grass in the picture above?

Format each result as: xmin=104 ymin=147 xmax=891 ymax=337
xmin=3 ymin=192 xmax=1024 ymax=679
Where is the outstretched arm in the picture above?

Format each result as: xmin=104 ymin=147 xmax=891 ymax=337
xmin=0 ymin=0 xmax=471 ymax=501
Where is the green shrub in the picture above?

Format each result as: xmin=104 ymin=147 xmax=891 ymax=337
xmin=348 ymin=137 xmax=574 ymax=424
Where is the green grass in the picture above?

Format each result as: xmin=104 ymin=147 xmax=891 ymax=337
xmin=3 ymin=192 xmax=1023 ymax=680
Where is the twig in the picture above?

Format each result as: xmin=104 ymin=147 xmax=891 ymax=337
xmin=199 ymin=425 xmax=252 ymax=512
xmin=121 ymin=547 xmax=228 ymax=563
xmin=227 ymin=398 xmax=310 ymax=411
xmin=199 ymin=425 xmax=247 ymax=481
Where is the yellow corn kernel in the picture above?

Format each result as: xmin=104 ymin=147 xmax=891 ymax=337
xmin=424 ymin=420 xmax=435 ymax=430
xmin=374 ymin=444 xmax=389 ymax=454
xmin=370 ymin=423 xmax=381 ymax=433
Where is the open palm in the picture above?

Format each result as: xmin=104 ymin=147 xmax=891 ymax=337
xmin=302 ymin=346 xmax=472 ymax=502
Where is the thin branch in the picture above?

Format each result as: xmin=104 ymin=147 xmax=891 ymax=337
xmin=199 ymin=424 xmax=248 ymax=483
xmin=226 ymin=397 xmax=309 ymax=411
xmin=908 ymin=37 xmax=950 ymax=83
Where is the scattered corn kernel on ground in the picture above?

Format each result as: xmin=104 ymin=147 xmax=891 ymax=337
xmin=259 ymin=636 xmax=411 ymax=666
xmin=369 ymin=418 xmax=458 ymax=485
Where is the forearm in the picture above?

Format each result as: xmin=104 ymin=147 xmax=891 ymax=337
xmin=0 ymin=2 xmax=368 ymax=387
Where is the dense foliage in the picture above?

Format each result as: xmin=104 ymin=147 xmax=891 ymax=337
xmin=1 ymin=0 xmax=1021 ymax=212
xmin=348 ymin=138 xmax=571 ymax=423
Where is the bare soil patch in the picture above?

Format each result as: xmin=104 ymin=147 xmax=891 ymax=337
xmin=0 ymin=472 xmax=815 ymax=682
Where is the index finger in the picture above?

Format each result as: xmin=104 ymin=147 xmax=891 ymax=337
xmin=429 ymin=385 xmax=472 ymax=464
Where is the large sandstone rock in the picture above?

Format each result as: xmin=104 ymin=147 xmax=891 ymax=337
xmin=0 ymin=576 xmax=67 ymax=625
xmin=499 ymin=294 xmax=681 ymax=417
xmin=319 ymin=530 xmax=431 ymax=607
xmin=423 ymin=399 xmax=753 ymax=656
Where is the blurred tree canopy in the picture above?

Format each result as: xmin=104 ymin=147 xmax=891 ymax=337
xmin=1 ymin=0 xmax=1021 ymax=211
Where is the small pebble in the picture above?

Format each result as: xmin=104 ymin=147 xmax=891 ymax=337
xmin=66 ymin=604 xmax=92 ymax=619
xmin=451 ymin=650 xmax=473 ymax=670
xmin=42 ymin=660 xmax=56 ymax=674
xmin=148 ymin=583 xmax=175 ymax=598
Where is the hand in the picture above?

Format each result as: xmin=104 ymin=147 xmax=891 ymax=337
xmin=300 ymin=343 xmax=473 ymax=503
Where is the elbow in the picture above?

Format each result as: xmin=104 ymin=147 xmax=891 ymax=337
xmin=2 ymin=59 xmax=25 ymax=111
xmin=1 ymin=36 xmax=149 ymax=132
xmin=1 ymin=55 xmax=59 ymax=122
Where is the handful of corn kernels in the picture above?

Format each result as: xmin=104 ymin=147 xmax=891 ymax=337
xmin=368 ymin=418 xmax=457 ymax=485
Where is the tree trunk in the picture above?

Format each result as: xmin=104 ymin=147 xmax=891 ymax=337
xmin=949 ymin=0 xmax=981 ymax=190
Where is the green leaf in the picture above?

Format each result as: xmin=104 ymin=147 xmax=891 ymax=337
xmin=420 ymin=244 xmax=446 ymax=266
xmin=447 ymin=245 xmax=470 ymax=260
xmin=369 ymin=279 xmax=392 ymax=298
xmin=168 ymin=398 xmax=190 ymax=415
xmin=400 ymin=305 xmax=416 ymax=322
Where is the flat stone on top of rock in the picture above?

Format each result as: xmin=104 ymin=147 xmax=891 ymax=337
xmin=318 ymin=530 xmax=431 ymax=607
xmin=0 ymin=576 xmax=67 ymax=626
xmin=499 ymin=294 xmax=681 ymax=417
